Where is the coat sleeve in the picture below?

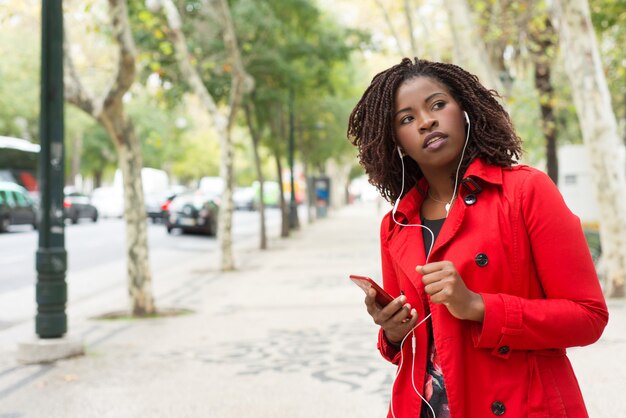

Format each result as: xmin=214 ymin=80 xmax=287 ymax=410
xmin=472 ymin=169 xmax=608 ymax=351
xmin=377 ymin=212 xmax=402 ymax=364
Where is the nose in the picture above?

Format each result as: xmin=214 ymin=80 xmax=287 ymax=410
xmin=418 ymin=115 xmax=438 ymax=133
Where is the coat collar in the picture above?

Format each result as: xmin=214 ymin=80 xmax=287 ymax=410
xmin=393 ymin=158 xmax=503 ymax=220
xmin=388 ymin=158 xmax=506 ymax=282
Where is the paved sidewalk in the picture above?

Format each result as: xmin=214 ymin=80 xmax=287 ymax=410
xmin=0 ymin=201 xmax=624 ymax=418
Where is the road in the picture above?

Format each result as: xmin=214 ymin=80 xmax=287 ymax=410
xmin=0 ymin=208 xmax=286 ymax=330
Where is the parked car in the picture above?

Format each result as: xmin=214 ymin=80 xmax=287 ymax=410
xmin=166 ymin=190 xmax=219 ymax=236
xmin=0 ymin=181 xmax=37 ymax=232
xmin=145 ymin=191 xmax=170 ymax=223
xmin=64 ymin=191 xmax=98 ymax=224
xmin=233 ymin=187 xmax=256 ymax=211
xmin=91 ymin=187 xmax=124 ymax=218
xmin=146 ymin=186 xmax=188 ymax=223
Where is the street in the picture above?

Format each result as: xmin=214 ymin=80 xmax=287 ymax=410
xmin=0 ymin=209 xmax=283 ymax=330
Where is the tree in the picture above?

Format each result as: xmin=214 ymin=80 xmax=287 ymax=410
xmin=443 ymin=0 xmax=505 ymax=93
xmin=64 ymin=0 xmax=156 ymax=314
xmin=156 ymin=0 xmax=251 ymax=271
xmin=550 ymin=0 xmax=626 ymax=297
xmin=233 ymin=0 xmax=363 ymax=231
xmin=528 ymin=15 xmax=558 ymax=184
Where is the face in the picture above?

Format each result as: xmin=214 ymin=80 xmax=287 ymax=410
xmin=393 ymin=76 xmax=467 ymax=175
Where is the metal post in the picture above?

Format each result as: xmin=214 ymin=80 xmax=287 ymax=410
xmin=288 ymin=90 xmax=299 ymax=230
xmin=36 ymin=0 xmax=67 ymax=338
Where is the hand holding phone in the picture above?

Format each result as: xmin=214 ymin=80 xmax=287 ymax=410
xmin=349 ymin=275 xmax=395 ymax=307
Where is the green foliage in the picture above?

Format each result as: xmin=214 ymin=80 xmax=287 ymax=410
xmin=470 ymin=0 xmax=623 ymax=165
xmin=233 ymin=0 xmax=368 ymax=176
xmin=0 ymin=26 xmax=40 ymax=140
xmin=127 ymin=90 xmax=188 ymax=171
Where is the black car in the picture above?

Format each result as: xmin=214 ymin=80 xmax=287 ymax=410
xmin=145 ymin=187 xmax=187 ymax=223
xmin=0 ymin=181 xmax=37 ymax=232
xmin=166 ymin=191 xmax=219 ymax=236
xmin=64 ymin=191 xmax=98 ymax=224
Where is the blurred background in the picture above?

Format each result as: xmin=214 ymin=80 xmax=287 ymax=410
xmin=0 ymin=0 xmax=624 ymax=310
xmin=0 ymin=1 xmax=625 ymax=416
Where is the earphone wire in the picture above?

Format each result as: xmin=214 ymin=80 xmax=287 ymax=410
xmin=389 ymin=112 xmax=470 ymax=418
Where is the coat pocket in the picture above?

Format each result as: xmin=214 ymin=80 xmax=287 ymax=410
xmin=529 ymin=352 xmax=570 ymax=418
xmin=527 ymin=354 xmax=549 ymax=417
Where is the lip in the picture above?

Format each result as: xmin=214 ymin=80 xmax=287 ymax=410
xmin=423 ymin=131 xmax=448 ymax=148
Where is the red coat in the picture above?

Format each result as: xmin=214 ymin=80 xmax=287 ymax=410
xmin=377 ymin=159 xmax=608 ymax=418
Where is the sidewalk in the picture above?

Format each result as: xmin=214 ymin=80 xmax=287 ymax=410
xmin=0 ymin=202 xmax=624 ymax=418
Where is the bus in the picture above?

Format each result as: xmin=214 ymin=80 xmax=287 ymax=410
xmin=0 ymin=136 xmax=40 ymax=200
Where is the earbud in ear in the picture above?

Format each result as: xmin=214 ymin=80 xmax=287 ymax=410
xmin=397 ymin=146 xmax=405 ymax=158
xmin=463 ymin=111 xmax=470 ymax=125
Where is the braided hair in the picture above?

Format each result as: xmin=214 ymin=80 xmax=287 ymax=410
xmin=347 ymin=57 xmax=522 ymax=203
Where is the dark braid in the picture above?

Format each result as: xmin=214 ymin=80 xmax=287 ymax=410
xmin=347 ymin=57 xmax=522 ymax=203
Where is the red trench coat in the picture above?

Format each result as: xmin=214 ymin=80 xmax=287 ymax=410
xmin=377 ymin=159 xmax=608 ymax=418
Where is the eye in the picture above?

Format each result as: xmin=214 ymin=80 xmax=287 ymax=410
xmin=432 ymin=101 xmax=446 ymax=110
xmin=399 ymin=115 xmax=414 ymax=125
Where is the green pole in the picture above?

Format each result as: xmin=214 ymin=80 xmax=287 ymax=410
xmin=36 ymin=0 xmax=67 ymax=338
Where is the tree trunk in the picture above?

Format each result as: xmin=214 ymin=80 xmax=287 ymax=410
xmin=244 ymin=102 xmax=267 ymax=249
xmin=112 ymin=122 xmax=155 ymax=315
xmin=218 ymin=128 xmax=236 ymax=270
xmin=94 ymin=169 xmax=102 ymax=188
xmin=274 ymin=150 xmax=289 ymax=238
xmin=64 ymin=0 xmax=156 ymax=315
xmin=534 ymin=60 xmax=558 ymax=184
xmin=70 ymin=132 xmax=82 ymax=186
xmin=302 ymin=160 xmax=314 ymax=224
xmin=550 ymin=0 xmax=626 ymax=297
xmin=530 ymin=17 xmax=558 ymax=185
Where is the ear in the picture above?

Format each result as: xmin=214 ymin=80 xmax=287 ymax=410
xmin=397 ymin=146 xmax=406 ymax=158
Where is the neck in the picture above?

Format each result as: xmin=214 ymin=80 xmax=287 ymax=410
xmin=423 ymin=173 xmax=454 ymax=202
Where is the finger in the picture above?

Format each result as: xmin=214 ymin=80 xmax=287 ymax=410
xmin=430 ymin=289 xmax=451 ymax=306
xmin=390 ymin=303 xmax=412 ymax=322
xmin=421 ymin=269 xmax=451 ymax=286
xmin=424 ymin=280 xmax=446 ymax=297
xmin=379 ymin=295 xmax=407 ymax=318
xmin=400 ymin=308 xmax=420 ymax=327
xmin=430 ymin=280 xmax=460 ymax=305
xmin=401 ymin=308 xmax=418 ymax=323
xmin=417 ymin=260 xmax=453 ymax=275
xmin=364 ymin=288 xmax=379 ymax=315
xmin=408 ymin=308 xmax=419 ymax=324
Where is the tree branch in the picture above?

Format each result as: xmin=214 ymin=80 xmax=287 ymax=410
xmin=161 ymin=0 xmax=227 ymax=133
xmin=63 ymin=30 xmax=98 ymax=117
xmin=212 ymin=0 xmax=254 ymax=131
xmin=105 ymin=0 xmax=136 ymax=108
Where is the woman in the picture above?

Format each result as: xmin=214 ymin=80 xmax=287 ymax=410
xmin=347 ymin=58 xmax=608 ymax=418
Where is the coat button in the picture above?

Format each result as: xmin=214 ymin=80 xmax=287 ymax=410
xmin=498 ymin=346 xmax=510 ymax=354
xmin=491 ymin=401 xmax=506 ymax=415
xmin=464 ymin=194 xmax=477 ymax=205
xmin=475 ymin=253 xmax=489 ymax=267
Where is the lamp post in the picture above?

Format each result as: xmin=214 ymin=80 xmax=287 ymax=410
xmin=288 ymin=89 xmax=299 ymax=230
xmin=36 ymin=0 xmax=67 ymax=338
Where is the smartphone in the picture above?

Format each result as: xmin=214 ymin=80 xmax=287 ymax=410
xmin=349 ymin=275 xmax=395 ymax=307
